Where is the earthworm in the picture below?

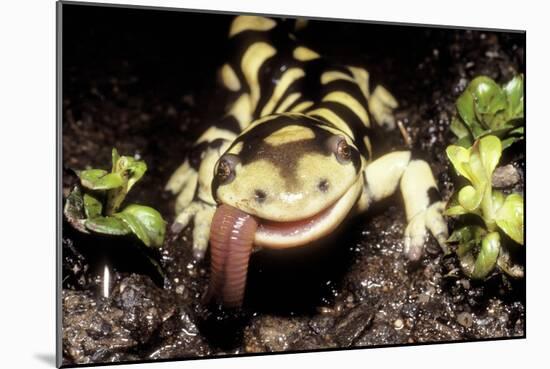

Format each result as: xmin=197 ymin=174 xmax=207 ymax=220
xmin=207 ymin=204 xmax=258 ymax=308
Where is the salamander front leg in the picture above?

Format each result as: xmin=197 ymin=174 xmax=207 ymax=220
xmin=165 ymin=146 xmax=226 ymax=260
xmin=400 ymin=160 xmax=448 ymax=260
xmin=364 ymin=151 xmax=448 ymax=260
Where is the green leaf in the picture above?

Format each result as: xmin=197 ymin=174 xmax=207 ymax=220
xmin=466 ymin=141 xmax=491 ymax=188
xmin=470 ymin=76 xmax=507 ymax=130
xmin=455 ymin=135 xmax=474 ymax=148
xmin=492 ymin=190 xmax=505 ymax=214
xmin=503 ymin=74 xmax=524 ymax=120
xmin=471 ymin=232 xmax=501 ymax=279
xmin=472 ymin=127 xmax=492 ymax=141
xmin=446 ymin=145 xmax=472 ymax=181
xmin=495 ymin=193 xmax=524 ymax=244
xmin=83 ymin=193 xmax=103 ymax=218
xmin=452 ymin=227 xmax=499 ymax=279
xmin=458 ymin=185 xmax=483 ymax=212
xmin=500 ymin=126 xmax=524 ymax=149
xmin=114 ymin=204 xmax=166 ymax=247
xmin=444 ymin=204 xmax=469 ymax=216
xmin=449 ymin=225 xmax=486 ymax=247
xmin=445 ymin=192 xmax=478 ymax=216
xmin=478 ymin=135 xmax=502 ymax=179
xmin=501 ymin=136 xmax=521 ymax=150
xmin=111 ymin=148 xmax=120 ymax=173
xmin=453 ymin=225 xmax=487 ymax=278
xmin=450 ymin=117 xmax=471 ymax=139
xmin=509 ymin=126 xmax=524 ymax=136
xmin=79 ymin=169 xmax=124 ymax=190
xmin=456 ymin=89 xmax=478 ymax=131
xmin=104 ymin=151 xmax=148 ymax=215
xmin=113 ymin=154 xmax=147 ymax=193
xmin=126 ymin=160 xmax=147 ymax=192
xmin=78 ymin=169 xmax=106 ymax=186
xmin=85 ymin=216 xmax=131 ymax=235
xmin=451 ymin=75 xmax=524 ymax=149
xmin=469 ymin=77 xmax=503 ymax=112
xmin=105 ymin=186 xmax=127 ymax=216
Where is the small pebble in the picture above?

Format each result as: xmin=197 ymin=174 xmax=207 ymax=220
xmin=492 ymin=164 xmax=520 ymax=188
xmin=394 ymin=319 xmax=404 ymax=330
xmin=457 ymin=312 xmax=473 ymax=328
xmin=459 ymin=279 xmax=470 ymax=290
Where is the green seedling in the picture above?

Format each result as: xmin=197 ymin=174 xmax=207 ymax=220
xmin=445 ymin=135 xmax=524 ymax=279
xmin=450 ymin=75 xmax=524 ymax=149
xmin=64 ymin=148 xmax=166 ymax=248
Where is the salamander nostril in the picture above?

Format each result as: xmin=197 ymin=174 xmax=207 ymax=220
xmin=254 ymin=189 xmax=267 ymax=203
xmin=318 ymin=179 xmax=329 ymax=193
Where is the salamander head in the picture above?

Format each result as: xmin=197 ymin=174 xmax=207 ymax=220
xmin=212 ymin=113 xmax=365 ymax=248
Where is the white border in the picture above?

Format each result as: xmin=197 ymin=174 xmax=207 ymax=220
xmin=1 ymin=0 xmax=547 ymax=368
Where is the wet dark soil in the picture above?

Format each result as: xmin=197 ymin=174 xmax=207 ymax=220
xmin=60 ymin=4 xmax=525 ymax=366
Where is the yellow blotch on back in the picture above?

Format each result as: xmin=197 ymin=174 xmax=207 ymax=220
xmin=290 ymin=101 xmax=314 ymax=112
xmin=347 ymin=66 xmax=370 ymax=101
xmin=229 ymin=16 xmax=277 ymax=37
xmin=264 ymin=125 xmax=315 ymax=146
xmin=306 ymin=107 xmax=354 ymax=138
xmin=293 ymin=46 xmax=320 ymax=61
xmin=241 ymin=42 xmax=277 ymax=111
xmin=321 ymin=70 xmax=355 ymax=85
xmin=275 ymin=92 xmax=302 ymax=113
xmin=220 ymin=63 xmax=241 ymax=91
xmin=228 ymin=93 xmax=252 ymax=130
xmin=322 ymin=91 xmax=369 ymax=126
xmin=260 ymin=68 xmax=305 ymax=116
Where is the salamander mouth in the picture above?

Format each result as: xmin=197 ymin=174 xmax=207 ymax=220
xmin=205 ymin=181 xmax=362 ymax=308
xmin=253 ymin=177 xmax=363 ymax=248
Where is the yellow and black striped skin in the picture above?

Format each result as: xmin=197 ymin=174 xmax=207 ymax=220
xmin=200 ymin=16 xmax=380 ymax=223
xmin=167 ymin=15 xmax=448 ymax=258
xmin=211 ymin=15 xmax=374 ymax=159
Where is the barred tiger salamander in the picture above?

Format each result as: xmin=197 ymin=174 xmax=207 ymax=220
xmin=166 ymin=15 xmax=448 ymax=307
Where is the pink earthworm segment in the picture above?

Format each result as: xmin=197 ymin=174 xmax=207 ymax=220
xmin=207 ymin=204 xmax=258 ymax=308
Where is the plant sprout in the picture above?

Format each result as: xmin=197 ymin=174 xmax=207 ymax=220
xmin=64 ymin=148 xmax=166 ymax=248
xmin=450 ymin=75 xmax=524 ymax=149
xmin=445 ymin=135 xmax=524 ymax=279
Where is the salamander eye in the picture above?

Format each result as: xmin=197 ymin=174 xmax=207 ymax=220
xmin=215 ymin=154 xmax=240 ymax=185
xmin=327 ymin=135 xmax=352 ymax=164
